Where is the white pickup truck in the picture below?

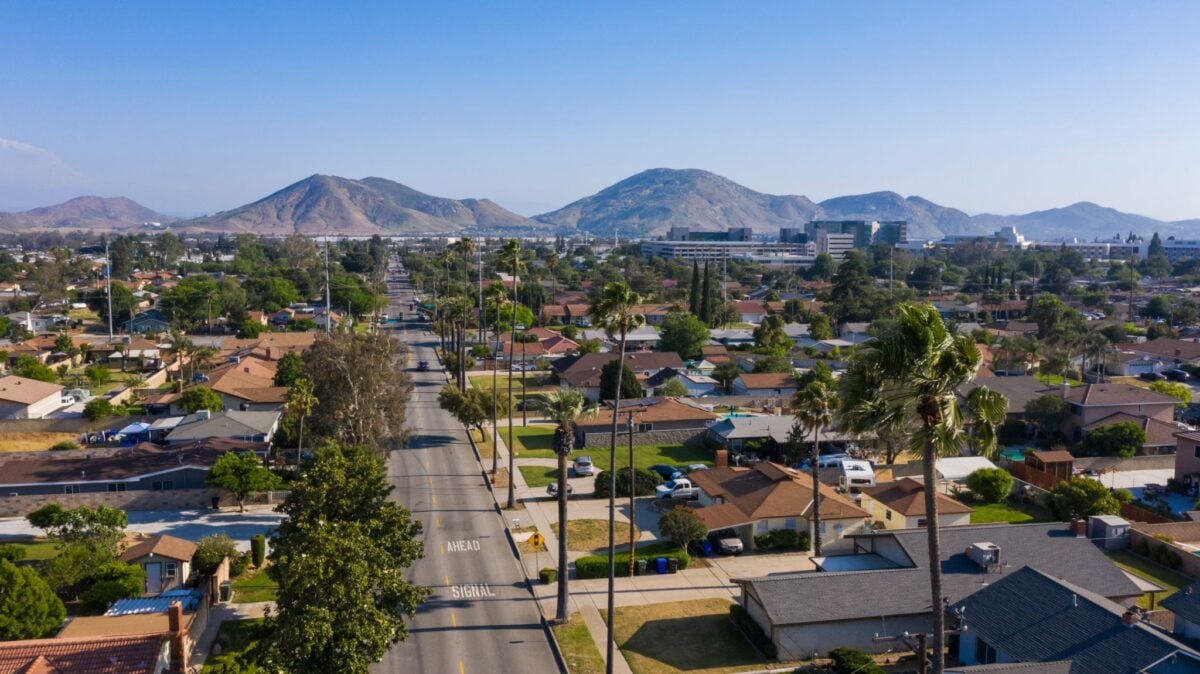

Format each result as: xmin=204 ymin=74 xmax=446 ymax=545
xmin=655 ymin=478 xmax=699 ymax=500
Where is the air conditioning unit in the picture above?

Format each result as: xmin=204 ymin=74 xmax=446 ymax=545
xmin=967 ymin=542 xmax=1001 ymax=569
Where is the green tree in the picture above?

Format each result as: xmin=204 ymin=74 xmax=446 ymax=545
xmin=40 ymin=543 xmax=116 ymax=599
xmin=712 ymin=361 xmax=742 ymax=393
xmin=80 ymin=562 xmax=145 ymax=615
xmin=533 ymin=388 xmax=596 ymax=624
xmin=966 ymin=467 xmax=1014 ymax=504
xmin=828 ymin=251 xmax=880 ymax=323
xmin=27 ymin=503 xmax=127 ymax=549
xmin=963 ymin=386 xmax=1009 ymax=459
xmin=809 ymin=313 xmax=834 ymax=341
xmin=659 ymin=311 xmax=710 ymax=358
xmin=654 ymin=379 xmax=688 ymax=397
xmin=599 ymin=360 xmax=642 ymax=401
xmin=688 ymin=260 xmax=701 ymax=316
xmin=700 ymin=261 xmax=713 ymax=324
xmin=751 ymin=353 xmax=793 ymax=373
xmin=1150 ymin=380 xmax=1193 ymax=406
xmin=83 ymin=398 xmax=116 ymax=422
xmin=181 ymin=386 xmax=223 ymax=413
xmin=208 ymin=452 xmax=281 ymax=513
xmin=262 ymin=444 xmax=429 ymax=674
xmin=793 ymin=380 xmax=836 ymax=555
xmin=1024 ymin=394 xmax=1069 ymax=438
xmin=0 ymin=559 xmax=65 ymax=639
xmin=838 ymin=303 xmax=989 ymax=674
xmin=193 ymin=534 xmax=239 ymax=575
xmin=753 ymin=315 xmax=792 ymax=355
xmin=658 ymin=506 xmax=707 ymax=549
xmin=1049 ymin=477 xmax=1123 ymax=520
xmin=84 ymin=363 xmax=111 ymax=387
xmin=302 ymin=329 xmax=412 ymax=449
xmin=284 ymin=376 xmax=318 ymax=466
xmin=237 ymin=320 xmax=268 ymax=338
xmin=14 ymin=355 xmax=56 ymax=382
xmin=1080 ymin=421 xmax=1145 ymax=458
xmin=273 ymin=351 xmax=305 ymax=388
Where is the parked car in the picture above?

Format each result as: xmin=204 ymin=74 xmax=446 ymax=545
xmin=1140 ymin=371 xmax=1166 ymax=381
xmin=714 ymin=534 xmax=744 ymax=555
xmin=573 ymin=456 xmax=594 ymax=476
xmin=417 ymin=361 xmax=430 ymax=372
xmin=1164 ymin=369 xmax=1191 ymax=382
xmin=655 ymin=478 xmax=699 ymax=500
xmin=516 ymin=399 xmax=542 ymax=411
xmin=684 ymin=464 xmax=709 ymax=474
xmin=547 ymin=482 xmax=574 ymax=497
xmin=648 ymin=464 xmax=682 ymax=481
xmin=60 ymin=394 xmax=76 ymax=406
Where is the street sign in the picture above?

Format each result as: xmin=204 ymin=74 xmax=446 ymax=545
xmin=529 ymin=532 xmax=545 ymax=548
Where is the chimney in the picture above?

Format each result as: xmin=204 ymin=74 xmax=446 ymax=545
xmin=714 ymin=449 xmax=728 ymax=468
xmin=175 ymin=380 xmax=183 ymax=393
xmin=1070 ymin=518 xmax=1088 ymax=538
xmin=1122 ymin=610 xmax=1138 ymax=626
xmin=168 ymin=601 xmax=187 ymax=673
xmin=265 ymin=347 xmax=272 ymax=360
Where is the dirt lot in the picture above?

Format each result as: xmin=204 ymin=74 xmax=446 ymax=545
xmin=0 ymin=432 xmax=80 ymax=452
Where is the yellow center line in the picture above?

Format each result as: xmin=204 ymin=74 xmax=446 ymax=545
xmin=444 ymin=574 xmax=450 ymax=586
xmin=459 ymin=660 xmax=465 ymax=674
xmin=428 ymin=477 xmax=433 ymax=485
xmin=435 ymin=516 xmax=441 ymax=528
xmin=432 ymin=495 xmax=437 ymax=505
xmin=438 ymin=542 xmax=444 ymax=554
xmin=451 ymin=612 xmax=457 ymax=628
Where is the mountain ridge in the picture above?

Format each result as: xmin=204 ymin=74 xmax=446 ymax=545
xmin=0 ymin=196 xmax=177 ymax=232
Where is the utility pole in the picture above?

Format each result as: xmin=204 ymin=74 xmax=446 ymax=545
xmin=478 ymin=246 xmax=484 ymax=344
xmin=105 ymin=241 xmax=114 ymax=341
xmin=721 ymin=248 xmax=728 ymax=328
xmin=889 ymin=245 xmax=894 ymax=300
xmin=324 ymin=237 xmax=332 ymax=335
xmin=627 ymin=411 xmax=636 ymax=577
xmin=1128 ymin=254 xmax=1136 ymax=324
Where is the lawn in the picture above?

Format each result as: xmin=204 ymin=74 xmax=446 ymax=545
xmin=968 ymin=501 xmax=1053 ymax=524
xmin=202 ymin=619 xmax=265 ymax=673
xmin=231 ymin=566 xmax=278 ymax=603
xmin=507 ymin=424 xmax=557 ymax=458
xmin=507 ymin=425 xmax=714 ymax=471
xmin=551 ymin=519 xmax=639 ymax=552
xmin=552 ymin=613 xmax=605 ymax=674
xmin=4 ymin=539 xmax=60 ymax=561
xmin=520 ymin=465 xmax=558 ymax=488
xmin=1107 ymin=550 xmax=1192 ymax=609
xmin=1034 ymin=374 xmax=1083 ymax=386
xmin=602 ymin=598 xmax=772 ymax=674
xmin=470 ymin=372 xmax=554 ymax=390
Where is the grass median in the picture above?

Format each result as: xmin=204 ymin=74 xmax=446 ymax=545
xmin=552 ymin=613 xmax=606 ymax=674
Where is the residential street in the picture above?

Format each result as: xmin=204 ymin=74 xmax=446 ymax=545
xmin=373 ymin=264 xmax=561 ymax=674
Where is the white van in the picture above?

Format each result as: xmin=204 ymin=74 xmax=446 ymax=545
xmin=838 ymin=460 xmax=876 ymax=492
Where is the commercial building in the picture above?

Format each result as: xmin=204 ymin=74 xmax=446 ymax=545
xmin=643 ymin=222 xmax=908 ymax=262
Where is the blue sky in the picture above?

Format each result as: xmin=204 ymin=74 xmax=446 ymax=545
xmin=2 ymin=1 xmax=1199 ymax=220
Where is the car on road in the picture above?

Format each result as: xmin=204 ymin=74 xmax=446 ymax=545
xmin=655 ymin=478 xmax=699 ymax=500
xmin=417 ymin=361 xmax=430 ymax=372
xmin=547 ymin=482 xmax=574 ymax=497
xmin=648 ymin=464 xmax=683 ymax=481
xmin=573 ymin=456 xmax=594 ymax=476
xmin=1165 ymin=368 xmax=1191 ymax=382
xmin=1140 ymin=371 xmax=1166 ymax=381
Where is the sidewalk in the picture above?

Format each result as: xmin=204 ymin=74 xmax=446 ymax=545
xmin=189 ymin=600 xmax=273 ymax=669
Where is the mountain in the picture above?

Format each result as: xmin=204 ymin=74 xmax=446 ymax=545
xmin=971 ymin=202 xmax=1196 ymax=241
xmin=0 ymin=196 xmax=176 ymax=231
xmin=534 ymin=168 xmax=820 ymax=237
xmin=818 ymin=191 xmax=985 ymax=240
xmin=175 ymin=175 xmax=542 ymax=234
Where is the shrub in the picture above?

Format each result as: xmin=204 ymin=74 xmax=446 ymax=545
xmin=230 ymin=551 xmax=251 ymax=578
xmin=538 ymin=567 xmax=557 ymax=584
xmin=1151 ymin=544 xmax=1183 ymax=570
xmin=966 ymin=467 xmax=1014 ymax=504
xmin=250 ymin=535 xmax=266 ymax=567
xmin=82 ymin=398 xmax=116 ymax=421
xmin=0 ymin=544 xmax=26 ymax=562
xmin=729 ymin=604 xmax=776 ymax=658
xmin=593 ymin=467 xmax=660 ymax=498
xmin=753 ymin=533 xmax=772 ymax=549
xmin=754 ymin=528 xmax=807 ymax=550
xmin=658 ymin=507 xmax=707 ymax=549
xmin=49 ymin=441 xmax=79 ymax=451
xmin=193 ymin=534 xmax=239 ymax=575
xmin=1133 ymin=537 xmax=1150 ymax=557
xmin=1154 ymin=533 xmax=1177 ymax=544
xmin=797 ymin=529 xmax=811 ymax=551
xmin=575 ymin=543 xmax=689 ymax=579
xmin=1049 ymin=477 xmax=1121 ymax=520
xmin=80 ymin=562 xmax=145 ymax=615
xmin=828 ymin=647 xmax=885 ymax=674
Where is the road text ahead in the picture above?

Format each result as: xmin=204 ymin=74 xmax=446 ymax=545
xmin=451 ymin=583 xmax=497 ymax=599
xmin=446 ymin=539 xmax=482 ymax=552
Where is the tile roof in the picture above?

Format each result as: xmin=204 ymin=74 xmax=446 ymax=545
xmin=1062 ymin=383 xmax=1178 ymax=406
xmin=862 ymin=478 xmax=974 ymax=517
xmin=734 ymin=522 xmax=1143 ymax=627
xmin=691 ymin=462 xmax=867 ymax=528
xmin=950 ymin=566 xmax=1198 ymax=674
xmin=0 ymin=634 xmax=166 ymax=674
xmin=735 ymin=373 xmax=797 ymax=390
xmin=205 ymin=359 xmax=278 ymax=398
xmin=0 ymin=376 xmax=63 ymax=405
xmin=1083 ymin=412 xmax=1186 ymax=447
xmin=119 ymin=534 xmax=198 ymax=564
xmin=1122 ymin=338 xmax=1200 ymax=363
xmin=577 ymin=397 xmax=717 ymax=426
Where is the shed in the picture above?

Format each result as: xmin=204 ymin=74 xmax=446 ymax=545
xmin=1027 ymin=449 xmax=1074 ymax=480
xmin=1088 ymin=514 xmax=1131 ymax=551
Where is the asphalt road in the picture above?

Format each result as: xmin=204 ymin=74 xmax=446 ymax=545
xmin=373 ymin=262 xmax=561 ymax=674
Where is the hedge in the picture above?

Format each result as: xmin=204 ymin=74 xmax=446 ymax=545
xmin=729 ymin=604 xmax=776 ymax=658
xmin=539 ymin=567 xmax=558 ymax=584
xmin=575 ymin=542 xmax=689 ymax=579
xmin=250 ymin=535 xmax=266 ymax=567
xmin=593 ymin=467 xmax=661 ymax=498
xmin=753 ymin=528 xmax=810 ymax=551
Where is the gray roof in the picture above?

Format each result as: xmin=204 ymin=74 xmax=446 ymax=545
xmin=959 ymin=376 xmax=1052 ymax=415
xmin=735 ymin=523 xmax=1143 ymax=627
xmin=709 ymin=415 xmax=861 ymax=444
xmin=950 ymin=567 xmax=1199 ymax=674
xmin=1162 ymin=582 xmax=1200 ymax=627
xmin=166 ymin=410 xmax=280 ymax=442
xmin=948 ymin=663 xmax=1073 ymax=674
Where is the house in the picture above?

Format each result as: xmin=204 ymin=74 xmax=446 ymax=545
xmin=94 ymin=337 xmax=164 ymax=371
xmin=1174 ymin=432 xmax=1200 ymax=490
xmin=128 ymin=309 xmax=172 ymax=334
xmin=204 ymin=359 xmax=287 ymax=411
xmin=1121 ymin=337 xmax=1200 ymax=368
xmin=165 ymin=410 xmax=281 ymax=445
xmin=572 ymin=396 xmax=717 ymax=448
xmin=839 ymin=322 xmax=873 ymax=344
xmin=731 ymin=372 xmax=797 ymax=397
xmin=1162 ymin=581 xmax=1200 ymax=640
xmin=958 ymin=376 xmax=1050 ymax=419
xmin=812 ymin=338 xmax=855 ymax=354
xmin=783 ymin=323 xmax=816 ymax=348
xmin=708 ymin=328 xmax=755 ymax=347
xmin=700 ymin=345 xmax=732 ymax=364
xmin=733 ymin=301 xmax=767 ymax=324
xmin=0 ymin=632 xmax=178 ymax=674
xmin=0 ymin=375 xmax=64 ymax=419
xmin=554 ymin=352 xmax=684 ymax=400
xmin=733 ymin=522 xmax=1145 ymax=658
xmin=706 ymin=415 xmax=795 ymax=453
xmin=674 ymin=373 xmax=720 ymax=397
xmin=5 ymin=311 xmax=34 ymax=333
xmin=119 ymin=535 xmax=198 ymax=595
xmin=934 ymin=456 xmax=1000 ymax=488
xmin=579 ymin=325 xmax=661 ymax=352
xmin=860 ymin=478 xmax=974 ymax=530
xmin=1110 ymin=350 xmax=1172 ymax=377
xmin=0 ymin=440 xmax=261 ymax=516
xmin=950 ymin=566 xmax=1200 ymax=672
xmin=690 ymin=461 xmax=870 ymax=553
xmin=1060 ymin=383 xmax=1179 ymax=439
xmin=1082 ymin=411 xmax=1186 ymax=454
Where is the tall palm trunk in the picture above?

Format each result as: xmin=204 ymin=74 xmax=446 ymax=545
xmin=921 ymin=430 xmax=945 ymax=674
xmin=605 ymin=333 xmax=626 ymax=674
xmin=555 ymin=426 xmax=571 ymax=624
xmin=507 ymin=281 xmax=518 ymax=509
xmin=492 ymin=319 xmax=500 ymax=475
xmin=296 ymin=415 xmax=305 ymax=468
xmin=810 ymin=427 xmax=822 ymax=556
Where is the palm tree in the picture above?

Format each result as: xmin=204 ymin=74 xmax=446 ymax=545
xmin=546 ymin=251 xmax=560 ymax=302
xmin=286 ymin=377 xmax=318 ymax=467
xmin=534 ymin=388 xmax=596 ymax=624
xmin=792 ymin=380 xmax=836 ymax=556
xmin=963 ymin=386 xmax=1008 ymax=459
xmin=840 ymin=303 xmax=992 ymax=674
xmin=498 ymin=240 xmax=526 ymax=509
xmin=588 ymin=280 xmax=644 ymax=673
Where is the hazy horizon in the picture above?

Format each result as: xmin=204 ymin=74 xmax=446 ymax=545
xmin=3 ymin=2 xmax=1199 ymax=221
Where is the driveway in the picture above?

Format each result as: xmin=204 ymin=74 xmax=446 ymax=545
xmin=0 ymin=505 xmax=283 ymax=550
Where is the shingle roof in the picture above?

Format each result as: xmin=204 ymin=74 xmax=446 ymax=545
xmin=959 ymin=377 xmax=1052 ymax=415
xmin=735 ymin=373 xmax=797 ymax=390
xmin=947 ymin=663 xmax=1073 ymax=674
xmin=576 ymin=397 xmax=716 ymax=426
xmin=735 ymin=522 xmax=1143 ymax=627
xmin=1083 ymin=412 xmax=1186 ymax=447
xmin=1062 ymin=383 xmax=1178 ymax=406
xmin=119 ymin=534 xmax=197 ymax=564
xmin=0 ymin=442 xmax=243 ymax=487
xmin=1162 ymin=583 xmax=1200 ymax=627
xmin=0 ymin=375 xmax=63 ymax=405
xmin=0 ymin=634 xmax=166 ymax=674
xmin=166 ymin=410 xmax=280 ymax=442
xmin=1122 ymin=338 xmax=1200 ymax=363
xmin=691 ymin=462 xmax=867 ymax=526
xmin=862 ymin=478 xmax=974 ymax=517
xmin=949 ymin=566 xmax=1198 ymax=674
xmin=558 ymin=352 xmax=684 ymax=387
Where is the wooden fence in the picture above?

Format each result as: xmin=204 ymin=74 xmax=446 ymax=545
xmin=1011 ymin=460 xmax=1176 ymax=524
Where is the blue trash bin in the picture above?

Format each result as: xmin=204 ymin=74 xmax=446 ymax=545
xmin=701 ymin=540 xmax=713 ymax=557
xmin=656 ymin=557 xmax=668 ymax=574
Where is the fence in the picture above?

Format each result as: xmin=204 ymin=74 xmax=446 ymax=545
xmin=1009 ymin=462 xmax=1062 ymax=492
xmin=1121 ymin=502 xmax=1175 ymax=525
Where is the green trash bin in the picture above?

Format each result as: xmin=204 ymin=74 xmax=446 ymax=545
xmin=634 ymin=559 xmax=648 ymax=576
xmin=219 ymin=581 xmax=232 ymax=602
